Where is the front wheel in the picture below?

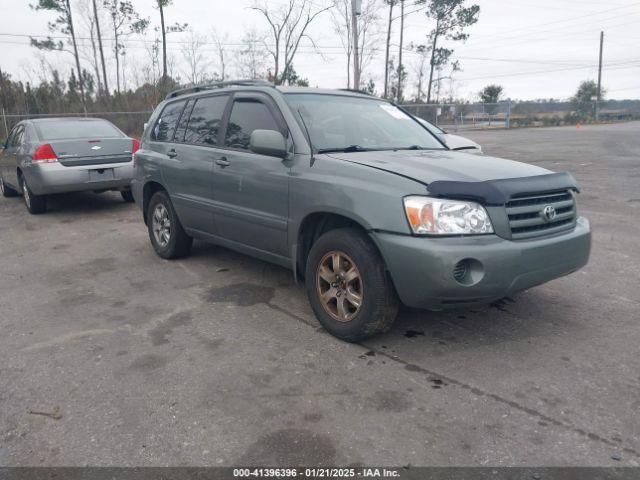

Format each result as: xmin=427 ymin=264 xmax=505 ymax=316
xmin=21 ymin=176 xmax=47 ymax=214
xmin=147 ymin=190 xmax=193 ymax=259
xmin=305 ymin=228 xmax=399 ymax=342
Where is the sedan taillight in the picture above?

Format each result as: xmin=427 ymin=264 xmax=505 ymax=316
xmin=32 ymin=144 xmax=58 ymax=163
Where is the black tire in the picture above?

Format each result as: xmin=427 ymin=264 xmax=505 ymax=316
xmin=305 ymin=227 xmax=399 ymax=342
xmin=147 ymin=190 xmax=192 ymax=259
xmin=1 ymin=176 xmax=19 ymax=198
xmin=20 ymin=175 xmax=47 ymax=214
xmin=121 ymin=190 xmax=135 ymax=203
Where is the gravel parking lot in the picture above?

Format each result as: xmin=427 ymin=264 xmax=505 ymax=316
xmin=1 ymin=121 xmax=638 ymax=467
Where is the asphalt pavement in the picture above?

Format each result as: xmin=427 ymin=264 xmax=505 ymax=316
xmin=0 ymin=121 xmax=638 ymax=466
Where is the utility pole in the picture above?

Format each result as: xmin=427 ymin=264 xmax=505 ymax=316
xmin=596 ymin=30 xmax=604 ymax=121
xmin=352 ymin=0 xmax=361 ymax=90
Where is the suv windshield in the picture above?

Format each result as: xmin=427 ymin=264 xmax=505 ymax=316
xmin=284 ymin=93 xmax=445 ymax=152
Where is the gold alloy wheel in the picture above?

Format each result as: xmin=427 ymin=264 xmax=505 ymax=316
xmin=316 ymin=251 xmax=363 ymax=322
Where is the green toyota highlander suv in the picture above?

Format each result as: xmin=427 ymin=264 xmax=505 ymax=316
xmin=132 ymin=80 xmax=591 ymax=341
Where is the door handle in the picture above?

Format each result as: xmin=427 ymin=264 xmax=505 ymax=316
xmin=167 ymin=149 xmax=178 ymax=159
xmin=215 ymin=157 xmax=230 ymax=167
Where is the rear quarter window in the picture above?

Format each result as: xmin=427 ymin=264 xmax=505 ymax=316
xmin=152 ymin=101 xmax=187 ymax=142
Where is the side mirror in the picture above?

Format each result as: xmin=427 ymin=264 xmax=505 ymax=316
xmin=250 ymin=129 xmax=287 ymax=158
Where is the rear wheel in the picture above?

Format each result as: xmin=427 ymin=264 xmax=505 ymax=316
xmin=21 ymin=175 xmax=46 ymax=214
xmin=305 ymin=228 xmax=399 ymax=342
xmin=121 ymin=190 xmax=134 ymax=203
xmin=0 ymin=176 xmax=19 ymax=198
xmin=147 ymin=190 xmax=192 ymax=259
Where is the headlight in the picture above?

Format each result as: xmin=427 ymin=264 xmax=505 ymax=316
xmin=403 ymin=196 xmax=494 ymax=235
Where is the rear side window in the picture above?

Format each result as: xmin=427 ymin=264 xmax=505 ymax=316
xmin=225 ymin=100 xmax=280 ymax=150
xmin=152 ymin=101 xmax=186 ymax=142
xmin=184 ymin=95 xmax=229 ymax=146
xmin=10 ymin=126 xmax=25 ymax=146
xmin=6 ymin=125 xmax=21 ymax=147
xmin=35 ymin=120 xmax=121 ymax=140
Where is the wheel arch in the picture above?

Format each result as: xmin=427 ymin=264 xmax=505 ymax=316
xmin=142 ymin=180 xmax=167 ymax=225
xmin=295 ymin=211 xmax=375 ymax=282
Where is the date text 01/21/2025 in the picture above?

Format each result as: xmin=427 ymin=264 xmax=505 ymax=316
xmin=232 ymin=468 xmax=401 ymax=478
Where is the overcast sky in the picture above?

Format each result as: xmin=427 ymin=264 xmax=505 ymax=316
xmin=0 ymin=0 xmax=638 ymax=101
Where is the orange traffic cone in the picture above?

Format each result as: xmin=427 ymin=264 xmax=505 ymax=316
xmin=576 ymin=122 xmax=582 ymax=129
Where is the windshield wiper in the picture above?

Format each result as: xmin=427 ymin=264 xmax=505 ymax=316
xmin=317 ymin=145 xmax=372 ymax=154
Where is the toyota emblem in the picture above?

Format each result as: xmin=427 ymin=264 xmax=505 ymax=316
xmin=542 ymin=205 xmax=557 ymax=222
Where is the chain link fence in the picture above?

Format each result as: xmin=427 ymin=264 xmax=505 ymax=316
xmin=401 ymin=103 xmax=511 ymax=131
xmin=401 ymin=100 xmax=640 ymax=132
xmin=2 ymin=100 xmax=639 ymax=143
xmin=1 ymin=110 xmax=152 ymax=142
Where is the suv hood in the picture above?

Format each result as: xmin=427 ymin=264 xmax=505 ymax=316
xmin=325 ymin=150 xmax=550 ymax=185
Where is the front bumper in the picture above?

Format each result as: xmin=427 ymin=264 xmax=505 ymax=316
xmin=23 ymin=161 xmax=134 ymax=195
xmin=371 ymin=217 xmax=591 ymax=310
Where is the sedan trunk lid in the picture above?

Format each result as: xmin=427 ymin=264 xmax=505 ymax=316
xmin=48 ymin=138 xmax=134 ymax=167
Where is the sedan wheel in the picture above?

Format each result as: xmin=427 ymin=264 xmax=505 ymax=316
xmin=21 ymin=176 xmax=46 ymax=214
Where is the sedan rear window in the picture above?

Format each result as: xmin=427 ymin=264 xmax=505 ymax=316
xmin=35 ymin=120 xmax=123 ymax=140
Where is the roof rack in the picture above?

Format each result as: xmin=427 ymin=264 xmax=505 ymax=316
xmin=165 ymin=79 xmax=274 ymax=100
xmin=337 ymin=88 xmax=374 ymax=96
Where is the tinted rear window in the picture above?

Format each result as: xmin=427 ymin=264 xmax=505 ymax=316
xmin=36 ymin=120 xmax=122 ymax=140
xmin=185 ymin=95 xmax=228 ymax=146
xmin=152 ymin=101 xmax=186 ymax=141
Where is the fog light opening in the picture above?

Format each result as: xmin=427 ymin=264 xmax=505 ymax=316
xmin=453 ymin=259 xmax=484 ymax=286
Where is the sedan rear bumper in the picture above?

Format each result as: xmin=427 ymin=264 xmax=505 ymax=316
xmin=22 ymin=161 xmax=134 ymax=195
xmin=371 ymin=217 xmax=591 ymax=310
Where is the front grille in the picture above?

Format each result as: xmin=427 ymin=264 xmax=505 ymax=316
xmin=506 ymin=191 xmax=576 ymax=240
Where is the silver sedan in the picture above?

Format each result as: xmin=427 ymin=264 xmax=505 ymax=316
xmin=417 ymin=117 xmax=483 ymax=154
xmin=0 ymin=117 xmax=138 ymax=214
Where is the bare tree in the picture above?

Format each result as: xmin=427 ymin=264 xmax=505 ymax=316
xmin=91 ymin=0 xmax=109 ymax=95
xmin=30 ymin=0 xmax=88 ymax=114
xmin=180 ymin=31 xmax=211 ymax=86
xmin=77 ymin=0 xmax=103 ymax=95
xmin=331 ymin=0 xmax=381 ymax=89
xmin=383 ymin=0 xmax=398 ymax=98
xmin=396 ymin=0 xmax=405 ymax=101
xmin=104 ymin=0 xmax=148 ymax=94
xmin=330 ymin=0 xmax=353 ymax=88
xmin=210 ymin=28 xmax=229 ymax=82
xmin=411 ymin=44 xmax=428 ymax=102
xmin=154 ymin=0 xmax=187 ymax=91
xmin=236 ymin=30 xmax=267 ymax=80
xmin=422 ymin=0 xmax=480 ymax=103
xmin=251 ymin=0 xmax=331 ymax=85
xmin=357 ymin=1 xmax=382 ymax=83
